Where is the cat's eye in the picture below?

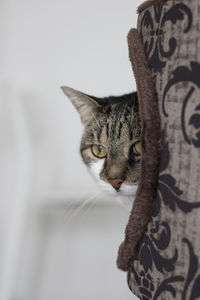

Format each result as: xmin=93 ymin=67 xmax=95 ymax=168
xmin=91 ymin=144 xmax=107 ymax=158
xmin=130 ymin=141 xmax=142 ymax=160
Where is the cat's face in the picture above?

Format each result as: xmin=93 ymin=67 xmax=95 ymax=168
xmin=62 ymin=87 xmax=141 ymax=203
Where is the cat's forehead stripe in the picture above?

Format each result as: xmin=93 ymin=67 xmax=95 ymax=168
xmin=129 ymin=124 xmax=133 ymax=140
xmin=118 ymin=121 xmax=123 ymax=139
xmin=106 ymin=122 xmax=109 ymax=138
xmin=97 ymin=126 xmax=103 ymax=141
xmin=87 ymin=100 xmax=140 ymax=146
xmin=111 ymin=105 xmax=122 ymax=136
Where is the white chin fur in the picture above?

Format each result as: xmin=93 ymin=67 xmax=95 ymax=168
xmin=98 ymin=181 xmax=137 ymax=206
xmin=89 ymin=160 xmax=138 ymax=206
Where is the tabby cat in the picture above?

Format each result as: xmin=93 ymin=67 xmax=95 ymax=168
xmin=61 ymin=87 xmax=141 ymax=204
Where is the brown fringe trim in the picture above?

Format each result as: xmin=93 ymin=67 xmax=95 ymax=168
xmin=117 ymin=29 xmax=161 ymax=271
xmin=138 ymin=0 xmax=169 ymax=14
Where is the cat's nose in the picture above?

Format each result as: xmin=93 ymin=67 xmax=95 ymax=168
xmin=108 ymin=177 xmax=124 ymax=191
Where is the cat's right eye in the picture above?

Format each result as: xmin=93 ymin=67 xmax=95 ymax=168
xmin=91 ymin=144 xmax=107 ymax=158
xmin=129 ymin=141 xmax=142 ymax=161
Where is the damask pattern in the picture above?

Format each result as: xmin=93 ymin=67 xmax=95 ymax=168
xmin=128 ymin=0 xmax=200 ymax=299
xmin=162 ymin=62 xmax=200 ymax=148
xmin=157 ymin=131 xmax=200 ymax=212
xmin=128 ymin=133 xmax=200 ymax=298
xmin=129 ymin=237 xmax=200 ymax=299
xmin=140 ymin=1 xmax=192 ymax=71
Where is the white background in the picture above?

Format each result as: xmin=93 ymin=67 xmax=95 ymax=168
xmin=0 ymin=0 xmax=141 ymax=299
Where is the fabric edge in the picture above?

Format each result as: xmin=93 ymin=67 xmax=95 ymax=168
xmin=137 ymin=0 xmax=169 ymax=13
xmin=117 ymin=28 xmax=161 ymax=271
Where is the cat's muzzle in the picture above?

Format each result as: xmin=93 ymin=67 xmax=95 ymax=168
xmin=108 ymin=176 xmax=125 ymax=191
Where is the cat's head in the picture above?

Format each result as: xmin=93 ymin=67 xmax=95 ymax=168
xmin=61 ymin=86 xmax=141 ymax=202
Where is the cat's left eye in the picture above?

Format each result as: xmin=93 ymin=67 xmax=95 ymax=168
xmin=91 ymin=144 xmax=107 ymax=158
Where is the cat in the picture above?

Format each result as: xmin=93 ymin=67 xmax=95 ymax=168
xmin=61 ymin=86 xmax=141 ymax=204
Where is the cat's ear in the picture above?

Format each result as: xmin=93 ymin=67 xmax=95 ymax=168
xmin=61 ymin=86 xmax=101 ymax=125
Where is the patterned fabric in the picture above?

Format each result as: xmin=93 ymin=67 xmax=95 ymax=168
xmin=128 ymin=0 xmax=200 ymax=299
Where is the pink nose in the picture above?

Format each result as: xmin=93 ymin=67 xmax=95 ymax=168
xmin=108 ymin=178 xmax=124 ymax=191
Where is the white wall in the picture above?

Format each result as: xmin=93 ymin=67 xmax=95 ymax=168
xmin=0 ymin=0 xmax=141 ymax=299
xmin=1 ymin=0 xmax=139 ymax=195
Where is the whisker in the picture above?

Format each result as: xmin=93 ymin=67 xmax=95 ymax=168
xmin=79 ymin=192 xmax=100 ymax=219
xmin=64 ymin=192 xmax=99 ymax=224
xmin=61 ymin=198 xmax=79 ymax=219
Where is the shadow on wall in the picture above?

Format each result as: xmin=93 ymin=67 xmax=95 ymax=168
xmin=0 ymin=0 xmax=141 ymax=299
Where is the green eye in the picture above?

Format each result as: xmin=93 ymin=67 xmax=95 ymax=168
xmin=91 ymin=144 xmax=107 ymax=158
xmin=130 ymin=141 xmax=142 ymax=160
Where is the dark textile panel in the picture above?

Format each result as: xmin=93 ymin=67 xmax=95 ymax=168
xmin=127 ymin=0 xmax=200 ymax=299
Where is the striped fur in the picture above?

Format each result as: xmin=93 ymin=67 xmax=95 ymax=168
xmin=62 ymin=87 xmax=141 ymax=203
